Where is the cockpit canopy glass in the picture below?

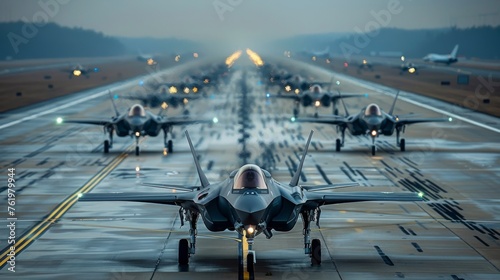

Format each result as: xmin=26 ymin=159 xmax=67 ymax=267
xmin=233 ymin=165 xmax=268 ymax=190
xmin=128 ymin=104 xmax=146 ymax=117
xmin=364 ymin=103 xmax=382 ymax=116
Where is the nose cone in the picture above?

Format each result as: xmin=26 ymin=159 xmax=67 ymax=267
xmin=129 ymin=117 xmax=146 ymax=130
xmin=365 ymin=116 xmax=383 ymax=126
xmin=233 ymin=193 xmax=268 ymax=225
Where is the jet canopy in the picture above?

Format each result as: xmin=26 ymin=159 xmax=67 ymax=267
xmin=364 ymin=103 xmax=382 ymax=116
xmin=311 ymin=85 xmax=321 ymax=93
xmin=233 ymin=164 xmax=268 ymax=190
xmin=128 ymin=104 xmax=146 ymax=117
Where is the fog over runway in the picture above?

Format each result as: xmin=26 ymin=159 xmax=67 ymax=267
xmin=0 ymin=57 xmax=499 ymax=280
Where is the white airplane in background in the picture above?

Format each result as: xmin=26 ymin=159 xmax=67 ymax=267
xmin=423 ymin=44 xmax=459 ymax=65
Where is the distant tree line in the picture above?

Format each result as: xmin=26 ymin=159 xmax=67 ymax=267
xmin=331 ymin=26 xmax=500 ymax=60
xmin=0 ymin=22 xmax=126 ymax=59
xmin=274 ymin=26 xmax=500 ymax=60
xmin=0 ymin=22 xmax=198 ymax=60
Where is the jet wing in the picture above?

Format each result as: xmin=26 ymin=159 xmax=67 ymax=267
xmin=79 ymin=192 xmax=194 ymax=205
xmin=294 ymin=116 xmax=349 ymax=126
xmin=396 ymin=118 xmax=448 ymax=127
xmin=331 ymin=93 xmax=367 ymax=100
xmin=64 ymin=119 xmax=113 ymax=126
xmin=306 ymin=191 xmax=422 ymax=205
xmin=158 ymin=116 xmax=213 ymax=127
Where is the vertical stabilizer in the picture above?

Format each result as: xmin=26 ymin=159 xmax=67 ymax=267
xmin=289 ymin=130 xmax=314 ymax=187
xmin=185 ymin=131 xmax=210 ymax=188
xmin=108 ymin=90 xmax=120 ymax=117
xmin=388 ymin=90 xmax=400 ymax=116
xmin=450 ymin=44 xmax=459 ymax=58
xmin=337 ymin=90 xmax=350 ymax=116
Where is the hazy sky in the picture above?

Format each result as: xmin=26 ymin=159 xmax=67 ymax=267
xmin=1 ymin=0 xmax=499 ymax=45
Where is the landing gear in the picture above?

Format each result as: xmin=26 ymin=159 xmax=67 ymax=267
xmin=311 ymin=239 xmax=322 ymax=265
xmin=247 ymin=252 xmax=255 ymax=280
xmin=293 ymin=107 xmax=299 ymax=117
xmin=135 ymin=146 xmax=140 ymax=156
xmin=168 ymin=140 xmax=173 ymax=153
xmin=104 ymin=140 xmax=110 ymax=153
xmin=103 ymin=127 xmax=113 ymax=153
xmin=301 ymin=209 xmax=321 ymax=265
xmin=177 ymin=208 xmax=199 ymax=265
xmin=333 ymin=107 xmax=339 ymax=116
xmin=396 ymin=127 xmax=406 ymax=152
xmin=335 ymin=139 xmax=341 ymax=152
xmin=335 ymin=127 xmax=345 ymax=152
xmin=163 ymin=127 xmax=174 ymax=154
xmin=178 ymin=239 xmax=189 ymax=265
xmin=371 ymin=133 xmax=377 ymax=156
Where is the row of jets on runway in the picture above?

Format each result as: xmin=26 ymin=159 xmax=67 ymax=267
xmin=63 ymin=55 xmax=436 ymax=277
xmin=58 ymin=63 xmax=229 ymax=155
xmin=260 ymin=63 xmax=451 ymax=156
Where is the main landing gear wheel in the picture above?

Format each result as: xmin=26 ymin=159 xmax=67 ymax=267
xmin=371 ymin=145 xmax=376 ymax=156
xmin=311 ymin=238 xmax=321 ymax=265
xmin=335 ymin=139 xmax=341 ymax=152
xmin=167 ymin=140 xmax=173 ymax=153
xmin=334 ymin=108 xmax=339 ymax=115
xmin=135 ymin=146 xmax=140 ymax=156
xmin=104 ymin=140 xmax=110 ymax=153
xmin=247 ymin=252 xmax=255 ymax=280
xmin=178 ymin=239 xmax=189 ymax=265
xmin=400 ymin=138 xmax=406 ymax=151
xmin=293 ymin=108 xmax=299 ymax=117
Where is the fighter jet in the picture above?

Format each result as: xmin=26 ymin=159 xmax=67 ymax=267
xmin=294 ymin=91 xmax=449 ymax=155
xmin=299 ymin=46 xmax=332 ymax=63
xmin=279 ymin=74 xmax=330 ymax=94
xmin=121 ymin=84 xmax=203 ymax=111
xmin=398 ymin=62 xmax=419 ymax=75
xmin=63 ymin=64 xmax=98 ymax=79
xmin=270 ymin=84 xmax=366 ymax=116
xmin=79 ymin=130 xmax=422 ymax=278
xmin=60 ymin=93 xmax=212 ymax=155
xmin=423 ymin=44 xmax=459 ymax=65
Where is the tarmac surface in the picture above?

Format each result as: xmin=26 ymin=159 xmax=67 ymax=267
xmin=0 ymin=58 xmax=499 ymax=280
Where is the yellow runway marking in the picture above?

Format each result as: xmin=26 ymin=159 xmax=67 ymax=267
xmin=0 ymin=150 xmax=129 ymax=268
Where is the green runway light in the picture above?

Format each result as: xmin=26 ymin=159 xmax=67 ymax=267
xmin=56 ymin=117 xmax=63 ymax=124
xmin=448 ymin=117 xmax=453 ymax=122
xmin=418 ymin=192 xmax=424 ymax=198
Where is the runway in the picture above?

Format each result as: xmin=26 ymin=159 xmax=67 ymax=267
xmin=0 ymin=57 xmax=499 ymax=279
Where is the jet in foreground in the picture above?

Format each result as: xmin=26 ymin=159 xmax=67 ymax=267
xmin=423 ymin=44 xmax=459 ymax=65
xmin=295 ymin=91 xmax=449 ymax=155
xmin=60 ymin=94 xmax=211 ymax=155
xmin=79 ymin=130 xmax=422 ymax=278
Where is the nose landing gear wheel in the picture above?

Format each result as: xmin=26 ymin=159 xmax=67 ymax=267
xmin=371 ymin=145 xmax=376 ymax=156
xmin=104 ymin=140 xmax=110 ymax=153
xmin=178 ymin=239 xmax=189 ymax=265
xmin=135 ymin=146 xmax=140 ymax=156
xmin=247 ymin=252 xmax=255 ymax=280
xmin=335 ymin=139 xmax=341 ymax=152
xmin=400 ymin=139 xmax=406 ymax=151
xmin=167 ymin=140 xmax=173 ymax=153
xmin=311 ymin=238 xmax=321 ymax=265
